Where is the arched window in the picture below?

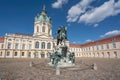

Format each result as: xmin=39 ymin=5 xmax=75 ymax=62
xmin=35 ymin=41 xmax=39 ymax=48
xmin=42 ymin=26 xmax=45 ymax=32
xmin=41 ymin=42 xmax=45 ymax=49
xmin=37 ymin=26 xmax=39 ymax=32
xmin=47 ymin=43 xmax=51 ymax=49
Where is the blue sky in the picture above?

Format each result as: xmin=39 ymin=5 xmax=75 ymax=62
xmin=0 ymin=0 xmax=120 ymax=44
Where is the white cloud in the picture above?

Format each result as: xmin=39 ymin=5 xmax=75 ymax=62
xmin=101 ymin=30 xmax=120 ymax=38
xmin=52 ymin=0 xmax=68 ymax=8
xmin=79 ymin=0 xmax=120 ymax=24
xmin=67 ymin=0 xmax=95 ymax=22
xmin=85 ymin=39 xmax=92 ymax=42
xmin=67 ymin=0 xmax=120 ymax=25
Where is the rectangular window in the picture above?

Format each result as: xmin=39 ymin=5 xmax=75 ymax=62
xmin=113 ymin=42 xmax=116 ymax=48
xmin=22 ymin=44 xmax=25 ymax=50
xmin=7 ymin=52 xmax=10 ymax=56
xmin=29 ymin=44 xmax=32 ymax=49
xmin=101 ymin=45 xmax=104 ymax=50
xmin=7 ymin=42 xmax=11 ymax=49
xmin=15 ymin=43 xmax=19 ymax=50
xmin=14 ymin=52 xmax=17 ymax=56
xmin=1 ymin=44 xmax=4 ymax=49
xmin=22 ymin=52 xmax=24 ymax=56
xmin=96 ymin=42 xmax=99 ymax=50
xmin=106 ymin=44 xmax=109 ymax=49
xmin=0 ymin=52 xmax=2 ymax=56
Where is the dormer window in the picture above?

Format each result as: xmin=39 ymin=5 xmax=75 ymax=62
xmin=43 ymin=22 xmax=46 ymax=25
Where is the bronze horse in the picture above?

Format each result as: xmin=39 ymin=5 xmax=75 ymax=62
xmin=57 ymin=26 xmax=67 ymax=45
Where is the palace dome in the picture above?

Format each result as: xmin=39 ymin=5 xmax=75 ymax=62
xmin=35 ymin=5 xmax=51 ymax=24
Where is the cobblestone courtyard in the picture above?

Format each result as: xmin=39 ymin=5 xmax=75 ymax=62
xmin=0 ymin=58 xmax=120 ymax=80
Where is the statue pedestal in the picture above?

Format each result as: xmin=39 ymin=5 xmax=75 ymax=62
xmin=48 ymin=57 xmax=75 ymax=68
xmin=48 ymin=41 xmax=75 ymax=68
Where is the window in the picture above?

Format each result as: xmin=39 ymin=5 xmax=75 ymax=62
xmin=22 ymin=40 xmax=25 ymax=42
xmin=15 ymin=39 xmax=19 ymax=41
xmin=8 ymin=39 xmax=12 ymax=41
xmin=89 ymin=47 xmax=90 ymax=51
xmin=29 ymin=44 xmax=32 ymax=49
xmin=1 ymin=44 xmax=4 ymax=49
xmin=7 ymin=52 xmax=10 ymax=56
xmin=92 ymin=46 xmax=94 ymax=51
xmin=47 ymin=43 xmax=51 ymax=49
xmin=0 ymin=52 xmax=2 ymax=56
xmin=37 ymin=26 xmax=39 ymax=32
xmin=41 ymin=42 xmax=45 ymax=49
xmin=15 ymin=43 xmax=18 ymax=50
xmin=14 ymin=52 xmax=17 ymax=56
xmin=22 ymin=52 xmax=24 ymax=56
xmin=106 ymin=44 xmax=109 ymax=49
xmin=112 ymin=42 xmax=116 ymax=48
xmin=35 ymin=42 xmax=39 ymax=48
xmin=7 ymin=42 xmax=11 ymax=49
xmin=22 ymin=44 xmax=25 ymax=50
xmin=42 ymin=26 xmax=45 ymax=32
xmin=96 ymin=42 xmax=99 ymax=50
xmin=96 ymin=46 xmax=99 ymax=50
xmin=43 ymin=22 xmax=46 ymax=25
xmin=101 ymin=45 xmax=104 ymax=50
xmin=29 ymin=41 xmax=32 ymax=43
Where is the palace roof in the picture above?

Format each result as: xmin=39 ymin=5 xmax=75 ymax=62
xmin=0 ymin=37 xmax=4 ymax=43
xmin=70 ymin=35 xmax=120 ymax=48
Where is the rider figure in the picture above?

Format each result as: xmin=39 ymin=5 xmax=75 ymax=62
xmin=57 ymin=26 xmax=67 ymax=45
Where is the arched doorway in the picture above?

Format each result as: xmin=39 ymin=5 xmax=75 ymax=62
xmin=93 ymin=53 xmax=95 ymax=57
xmin=41 ymin=52 xmax=45 ymax=58
xmin=102 ymin=52 xmax=104 ymax=58
xmin=107 ymin=52 xmax=110 ymax=58
xmin=97 ymin=53 xmax=99 ymax=57
xmin=28 ymin=52 xmax=31 ymax=58
xmin=34 ymin=52 xmax=39 ymax=58
xmin=114 ymin=51 xmax=117 ymax=58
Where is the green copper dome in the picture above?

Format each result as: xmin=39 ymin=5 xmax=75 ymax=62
xmin=35 ymin=5 xmax=52 ymax=24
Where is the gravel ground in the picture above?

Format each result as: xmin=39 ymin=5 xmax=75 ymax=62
xmin=0 ymin=58 xmax=120 ymax=80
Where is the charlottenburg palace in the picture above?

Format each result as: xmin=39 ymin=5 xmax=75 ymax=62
xmin=0 ymin=6 xmax=120 ymax=59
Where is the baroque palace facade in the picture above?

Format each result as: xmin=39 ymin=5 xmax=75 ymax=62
xmin=0 ymin=6 xmax=120 ymax=58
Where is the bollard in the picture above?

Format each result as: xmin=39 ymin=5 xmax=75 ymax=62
xmin=29 ymin=61 xmax=33 ymax=67
xmin=92 ymin=63 xmax=97 ymax=70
